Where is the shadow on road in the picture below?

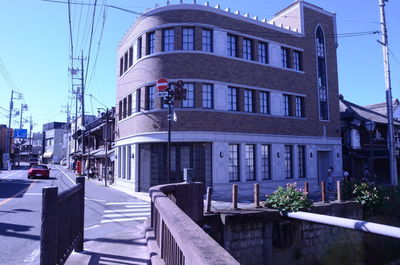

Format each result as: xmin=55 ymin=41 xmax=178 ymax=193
xmin=0 ymin=179 xmax=34 ymax=199
xmin=0 ymin=222 xmax=40 ymax=241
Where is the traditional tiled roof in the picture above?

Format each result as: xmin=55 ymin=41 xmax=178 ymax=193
xmin=364 ymin=98 xmax=400 ymax=116
xmin=340 ymin=96 xmax=400 ymax=125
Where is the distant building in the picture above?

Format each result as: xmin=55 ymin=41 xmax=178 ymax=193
xmin=115 ymin=1 xmax=342 ymax=194
xmin=0 ymin=125 xmax=13 ymax=168
xmin=42 ymin=122 xmax=67 ymax=164
xmin=340 ymin=96 xmax=400 ymax=184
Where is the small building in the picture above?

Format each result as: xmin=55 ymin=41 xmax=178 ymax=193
xmin=42 ymin=122 xmax=67 ymax=164
xmin=340 ymin=96 xmax=400 ymax=184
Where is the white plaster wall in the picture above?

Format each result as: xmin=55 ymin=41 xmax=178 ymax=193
xmin=214 ymin=30 xmax=227 ymax=56
xmin=132 ymin=91 xmax=137 ymax=114
xmin=271 ymin=92 xmax=283 ymax=116
xmin=269 ymin=43 xmax=281 ymax=68
xmin=214 ymin=84 xmax=228 ymax=110
xmin=133 ymin=40 xmax=138 ymax=63
xmin=213 ymin=141 xmax=229 ymax=183
xmin=333 ymin=145 xmax=343 ymax=178
xmin=307 ymin=145 xmax=317 ymax=179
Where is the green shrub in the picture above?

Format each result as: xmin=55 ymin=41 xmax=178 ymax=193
xmin=265 ymin=183 xmax=312 ymax=212
xmin=353 ymin=182 xmax=385 ymax=216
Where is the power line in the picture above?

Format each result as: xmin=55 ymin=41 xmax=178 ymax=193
xmin=84 ymin=0 xmax=98 ymax=84
xmin=67 ymin=0 xmax=74 ymax=61
xmin=0 ymin=58 xmax=20 ymax=92
xmin=89 ymin=94 xmax=108 ymax=108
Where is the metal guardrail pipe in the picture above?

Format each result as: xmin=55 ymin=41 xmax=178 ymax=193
xmin=283 ymin=211 xmax=400 ymax=239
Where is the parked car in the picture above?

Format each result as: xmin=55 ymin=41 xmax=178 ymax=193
xmin=28 ymin=164 xmax=50 ymax=179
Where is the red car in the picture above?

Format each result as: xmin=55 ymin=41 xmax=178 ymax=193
xmin=28 ymin=164 xmax=50 ymax=179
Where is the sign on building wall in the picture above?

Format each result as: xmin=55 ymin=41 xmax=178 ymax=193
xmin=351 ymin=129 xmax=361 ymax=149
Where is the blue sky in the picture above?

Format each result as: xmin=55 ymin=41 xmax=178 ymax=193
xmin=0 ymin=0 xmax=399 ymax=132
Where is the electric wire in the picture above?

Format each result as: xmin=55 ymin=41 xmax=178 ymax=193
xmin=84 ymin=0 xmax=98 ymax=85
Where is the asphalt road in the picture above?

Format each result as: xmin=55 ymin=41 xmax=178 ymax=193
xmin=0 ymin=165 xmax=150 ymax=265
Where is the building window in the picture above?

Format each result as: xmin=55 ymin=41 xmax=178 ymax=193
xmin=298 ymin=145 xmax=306 ymax=178
xmin=182 ymin=27 xmax=194 ymax=50
xmin=119 ymin=57 xmax=123 ymax=77
xmin=316 ymin=26 xmax=328 ymax=120
xmin=136 ymin=89 xmax=141 ymax=112
xmin=128 ymin=46 xmax=133 ymax=68
xmin=227 ymin=34 xmax=237 ymax=57
xmin=163 ymin=28 xmax=174 ymax=52
xmin=147 ymin=32 xmax=155 ymax=55
xmin=261 ymin=144 xmax=271 ymax=180
xmin=128 ymin=94 xmax=132 ymax=116
xmin=202 ymin=29 xmax=213 ymax=52
xmin=284 ymin=145 xmax=293 ymax=179
xmin=123 ymin=98 xmax=127 ymax=119
xmin=258 ymin=42 xmax=268 ymax=64
xmin=123 ymin=52 xmax=128 ymax=73
xmin=245 ymin=144 xmax=256 ymax=181
xmin=293 ymin=50 xmax=302 ymax=71
xmin=243 ymin=38 xmax=252 ymax=60
xmin=281 ymin=47 xmax=289 ymax=68
xmin=228 ymin=87 xmax=238 ymax=111
xmin=182 ymin=83 xmax=194 ymax=108
xmin=283 ymin=94 xmax=290 ymax=116
xmin=147 ymin=85 xmax=155 ymax=110
xmin=260 ymin=91 xmax=269 ymax=114
xmin=228 ymin=144 xmax=240 ymax=182
xmin=118 ymin=100 xmax=122 ymax=120
xmin=137 ymin=37 xmax=142 ymax=59
xmin=244 ymin=89 xmax=253 ymax=112
xmin=295 ymin=96 xmax=304 ymax=117
xmin=202 ymin=83 xmax=213 ymax=109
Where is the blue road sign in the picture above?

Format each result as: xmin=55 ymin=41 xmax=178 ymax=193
xmin=14 ymin=129 xmax=28 ymax=138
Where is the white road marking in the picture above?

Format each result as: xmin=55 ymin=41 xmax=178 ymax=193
xmin=1 ymin=170 xmax=22 ymax=179
xmin=101 ymin=216 xmax=148 ymax=224
xmin=84 ymin=224 xmax=100 ymax=230
xmin=106 ymin=202 xmax=150 ymax=205
xmin=55 ymin=165 xmax=76 ymax=185
xmin=23 ymin=193 xmax=42 ymax=196
xmin=124 ymin=205 xmax=152 ymax=208
xmin=85 ymin=197 xmax=106 ymax=202
xmin=104 ymin=208 xmax=150 ymax=213
xmin=103 ymin=212 xmax=151 ymax=218
xmin=24 ymin=247 xmax=40 ymax=263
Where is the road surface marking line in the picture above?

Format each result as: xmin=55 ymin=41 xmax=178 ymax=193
xmin=23 ymin=193 xmax=42 ymax=196
xmin=0 ymin=182 xmax=35 ymax=207
xmin=84 ymin=224 xmax=100 ymax=230
xmin=104 ymin=208 xmax=150 ymax=213
xmin=1 ymin=170 xmax=22 ymax=179
xmin=85 ymin=197 xmax=106 ymax=202
xmin=101 ymin=216 xmax=148 ymax=223
xmin=106 ymin=202 xmax=150 ymax=205
xmin=24 ymin=247 xmax=40 ymax=263
xmin=55 ymin=165 xmax=76 ymax=185
xmin=103 ymin=212 xmax=151 ymax=218
xmin=124 ymin=205 xmax=151 ymax=208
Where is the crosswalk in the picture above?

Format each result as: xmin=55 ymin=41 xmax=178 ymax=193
xmin=101 ymin=201 xmax=151 ymax=224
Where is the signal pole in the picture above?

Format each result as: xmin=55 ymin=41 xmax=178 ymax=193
xmin=379 ymin=0 xmax=398 ymax=185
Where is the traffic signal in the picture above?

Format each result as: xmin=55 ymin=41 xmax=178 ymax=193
xmin=174 ymin=80 xmax=186 ymax=100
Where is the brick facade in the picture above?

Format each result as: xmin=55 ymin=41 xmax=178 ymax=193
xmin=114 ymin=2 xmax=343 ymax=193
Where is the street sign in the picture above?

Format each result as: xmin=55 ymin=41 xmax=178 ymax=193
xmin=156 ymin=91 xmax=169 ymax=97
xmin=157 ymin=78 xmax=168 ymax=91
xmin=13 ymin=129 xmax=28 ymax=138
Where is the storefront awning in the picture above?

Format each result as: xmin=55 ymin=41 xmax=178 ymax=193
xmin=43 ymin=151 xmax=53 ymax=158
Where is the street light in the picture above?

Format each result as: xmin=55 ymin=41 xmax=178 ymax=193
xmin=365 ymin=120 xmax=375 ymax=181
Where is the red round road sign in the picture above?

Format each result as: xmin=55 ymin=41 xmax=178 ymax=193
xmin=157 ymin=78 xmax=168 ymax=91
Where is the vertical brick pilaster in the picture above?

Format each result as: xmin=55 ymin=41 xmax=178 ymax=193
xmin=195 ymin=27 xmax=202 ymax=51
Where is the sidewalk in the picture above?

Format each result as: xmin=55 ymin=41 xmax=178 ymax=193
xmin=65 ymin=223 xmax=150 ymax=265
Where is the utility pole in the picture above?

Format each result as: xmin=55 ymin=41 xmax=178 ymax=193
xmin=62 ymin=104 xmax=71 ymax=169
xmin=19 ymin=104 xmax=28 ymax=129
xmin=104 ymin=108 xmax=109 ymax=187
xmin=379 ymin=0 xmax=398 ymax=185
xmin=80 ymin=50 xmax=86 ymax=175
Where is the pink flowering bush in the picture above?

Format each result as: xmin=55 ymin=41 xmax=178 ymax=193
xmin=265 ymin=183 xmax=312 ymax=212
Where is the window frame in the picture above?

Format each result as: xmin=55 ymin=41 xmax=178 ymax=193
xmin=182 ymin=27 xmax=195 ymax=51
xmin=293 ymin=50 xmax=302 ymax=71
xmin=261 ymin=144 xmax=271 ymax=180
xmin=228 ymin=144 xmax=240 ymax=182
xmin=260 ymin=91 xmax=270 ymax=114
xmin=163 ymin=28 xmax=175 ymax=52
xmin=228 ymin=87 xmax=238 ymax=111
xmin=202 ymin=29 xmax=213 ymax=52
xmin=227 ymin=34 xmax=237 ymax=57
xmin=295 ymin=96 xmax=304 ymax=117
xmin=243 ymin=38 xmax=252 ymax=60
xmin=284 ymin=145 xmax=293 ymax=179
xmin=258 ymin=42 xmax=268 ymax=64
xmin=182 ymin=83 xmax=195 ymax=108
xmin=244 ymin=89 xmax=253 ymax=112
xmin=281 ymin=47 xmax=289 ymax=68
xmin=147 ymin=85 xmax=156 ymax=110
xmin=245 ymin=144 xmax=256 ymax=181
xmin=283 ymin=94 xmax=290 ymax=116
xmin=202 ymin=83 xmax=213 ymax=109
xmin=147 ymin=32 xmax=155 ymax=55
xmin=298 ymin=145 xmax=306 ymax=178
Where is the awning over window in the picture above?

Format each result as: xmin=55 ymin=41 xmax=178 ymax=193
xmin=42 ymin=151 xmax=53 ymax=158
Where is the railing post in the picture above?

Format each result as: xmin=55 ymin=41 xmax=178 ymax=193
xmin=40 ymin=186 xmax=59 ymax=265
xmin=254 ymin=183 xmax=260 ymax=208
xmin=232 ymin=184 xmax=238 ymax=209
xmin=75 ymin=176 xmax=85 ymax=252
xmin=336 ymin=180 xmax=343 ymax=202
xmin=304 ymin=181 xmax=309 ymax=197
xmin=206 ymin=187 xmax=212 ymax=213
xmin=321 ymin=181 xmax=328 ymax=203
